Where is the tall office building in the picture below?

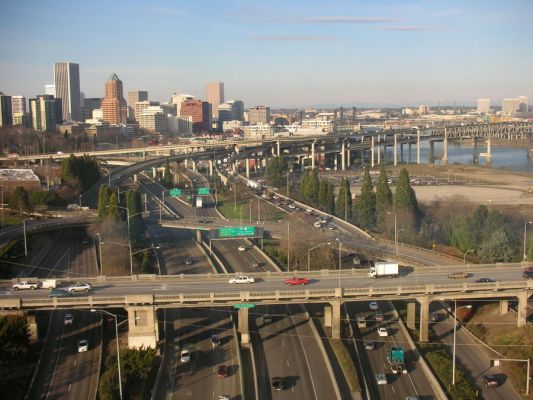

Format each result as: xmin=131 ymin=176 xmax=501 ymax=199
xmin=502 ymin=98 xmax=521 ymax=115
xmin=180 ymin=99 xmax=211 ymax=133
xmin=101 ymin=73 xmax=127 ymax=125
xmin=45 ymin=84 xmax=55 ymax=96
xmin=171 ymin=93 xmax=196 ymax=116
xmin=81 ymin=98 xmax=102 ymax=121
xmin=11 ymin=96 xmax=26 ymax=115
xmin=0 ymin=93 xmax=13 ymax=127
xmin=249 ymin=105 xmax=271 ymax=125
xmin=127 ymin=90 xmax=148 ymax=121
xmin=54 ymin=62 xmax=81 ymax=121
xmin=205 ymin=82 xmax=224 ymax=119
xmin=518 ymin=96 xmax=529 ymax=112
xmin=29 ymin=95 xmax=62 ymax=132
xmin=477 ymin=98 xmax=490 ymax=114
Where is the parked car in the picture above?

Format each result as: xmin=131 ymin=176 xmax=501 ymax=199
xmin=68 ymin=282 xmax=92 ymax=293
xmin=78 ymin=339 xmax=89 ymax=352
xmin=285 ymin=277 xmax=309 ymax=286
xmin=228 ymin=275 xmax=255 ymax=284
xmin=81 ymin=237 xmax=90 ymax=245
xmin=250 ymin=263 xmax=260 ymax=269
xmin=49 ymin=289 xmax=72 ymax=298
xmin=448 ymin=271 xmax=469 ymax=279
xmin=217 ymin=365 xmax=228 ymax=379
xmin=64 ymin=312 xmax=73 ymax=326
xmin=377 ymin=327 xmax=389 ymax=337
xmin=180 ymin=349 xmax=191 ymax=363
xmin=263 ymin=314 xmax=272 ymax=324
xmin=218 ymin=396 xmax=230 ymax=400
xmin=357 ymin=317 xmax=367 ymax=328
xmin=369 ymin=301 xmax=379 ymax=311
xmin=271 ymin=377 xmax=284 ymax=391
xmin=482 ymin=374 xmax=500 ymax=387
xmin=376 ymin=372 xmax=388 ymax=385
xmin=211 ymin=335 xmax=221 ymax=348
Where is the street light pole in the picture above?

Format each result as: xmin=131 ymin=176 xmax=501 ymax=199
xmin=336 ymin=238 xmax=342 ymax=289
xmin=287 ymin=221 xmax=290 ymax=273
xmin=524 ymin=220 xmax=533 ymax=261
xmin=452 ymin=301 xmax=472 ymax=385
xmin=463 ymin=249 xmax=474 ymax=265
xmin=97 ymin=233 xmax=103 ymax=276
xmin=307 ymin=242 xmax=332 ymax=271
xmin=23 ymin=218 xmax=31 ymax=257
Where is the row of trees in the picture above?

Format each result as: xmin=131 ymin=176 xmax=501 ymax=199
xmin=61 ymin=154 xmax=101 ymax=190
xmin=8 ymin=186 xmax=66 ymax=217
xmin=299 ymin=169 xmax=335 ymax=213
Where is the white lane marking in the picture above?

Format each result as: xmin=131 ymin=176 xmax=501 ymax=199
xmin=74 ymin=359 xmax=76 ymax=366
xmin=282 ymin=338 xmax=285 ymax=347
xmin=391 ymin=386 xmax=395 ymax=394
xmin=45 ymin=313 xmax=67 ymax=399
xmin=68 ymin=384 xmax=71 ymax=392
xmin=287 ymin=360 xmax=290 ymax=368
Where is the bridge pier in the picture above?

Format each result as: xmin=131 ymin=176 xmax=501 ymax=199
xmin=232 ymin=162 xmax=237 ymax=174
xmin=192 ymin=160 xmax=197 ymax=172
xmin=209 ymin=160 xmax=213 ymax=176
xmin=152 ymin=167 xmax=157 ymax=179
xmin=418 ymin=296 xmax=430 ymax=342
xmin=276 ymin=141 xmax=281 ymax=157
xmin=377 ymin=141 xmax=381 ymax=166
xmin=408 ymin=143 xmax=412 ymax=164
xmin=126 ymin=306 xmax=158 ymax=349
xmin=499 ymin=300 xmax=509 ymax=316
xmin=393 ymin=134 xmax=398 ymax=166
xmin=334 ymin=154 xmax=338 ymax=170
xmin=442 ymin=128 xmax=448 ymax=165
xmin=196 ymin=229 xmax=202 ymax=242
xmin=238 ymin=308 xmax=250 ymax=345
xmin=26 ymin=312 xmax=39 ymax=342
xmin=371 ymin=137 xmax=375 ymax=168
xmin=311 ymin=141 xmax=316 ymax=169
xmin=324 ymin=300 xmax=342 ymax=339
xmin=245 ymin=158 xmax=250 ymax=178
xmin=341 ymin=140 xmax=346 ymax=171
xmin=428 ymin=141 xmax=435 ymax=164
xmin=416 ymin=128 xmax=421 ymax=164
xmin=400 ymin=142 xmax=404 ymax=163
xmin=272 ymin=144 xmax=276 ymax=157
xmin=517 ymin=291 xmax=531 ymax=327
xmin=407 ymin=301 xmax=416 ymax=329
xmin=346 ymin=141 xmax=351 ymax=168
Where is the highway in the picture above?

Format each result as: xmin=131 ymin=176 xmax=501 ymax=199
xmin=26 ymin=228 xmax=101 ymax=400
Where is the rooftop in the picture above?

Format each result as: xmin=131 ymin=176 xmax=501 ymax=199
xmin=0 ymin=169 xmax=40 ymax=182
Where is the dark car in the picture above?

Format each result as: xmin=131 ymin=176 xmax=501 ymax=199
xmin=49 ymin=289 xmax=71 ymax=298
xmin=271 ymin=377 xmax=284 ymax=391
xmin=475 ymin=278 xmax=498 ymax=283
xmin=211 ymin=335 xmax=221 ymax=348
xmin=184 ymin=257 xmax=193 ymax=265
xmin=523 ymin=267 xmax=533 ymax=279
xmin=217 ymin=365 xmax=228 ymax=379
xmin=482 ymin=374 xmax=500 ymax=387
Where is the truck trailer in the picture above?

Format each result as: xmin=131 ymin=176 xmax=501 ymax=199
xmin=387 ymin=347 xmax=408 ymax=374
xmin=368 ymin=262 xmax=399 ymax=278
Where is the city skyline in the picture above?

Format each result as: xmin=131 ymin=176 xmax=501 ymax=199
xmin=0 ymin=0 xmax=532 ymax=107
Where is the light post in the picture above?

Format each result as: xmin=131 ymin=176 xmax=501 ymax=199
xmin=23 ymin=218 xmax=33 ymax=257
xmin=452 ymin=302 xmax=472 ymax=385
xmin=336 ymin=238 xmax=342 ymax=289
xmin=239 ymin=204 xmax=244 ymax=226
xmin=396 ymin=228 xmax=406 ymax=257
xmin=287 ymin=221 xmax=290 ymax=273
xmin=160 ymin=190 xmax=165 ymax=223
xmin=307 ymin=242 xmax=332 ymax=271
xmin=97 ymin=233 xmax=103 ymax=276
xmin=463 ymin=249 xmax=474 ymax=265
xmin=249 ymin=199 xmax=252 ymax=223
xmin=524 ymin=221 xmax=533 ymax=261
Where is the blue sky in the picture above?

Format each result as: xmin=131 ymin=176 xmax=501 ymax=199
xmin=1 ymin=0 xmax=532 ymax=107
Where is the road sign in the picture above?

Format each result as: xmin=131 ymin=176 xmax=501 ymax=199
xmin=170 ymin=188 xmax=182 ymax=197
xmin=197 ymin=188 xmax=210 ymax=195
xmin=233 ymin=303 xmax=255 ymax=309
xmin=219 ymin=226 xmax=255 ymax=238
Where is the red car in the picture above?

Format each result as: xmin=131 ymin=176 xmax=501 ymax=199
xmin=285 ymin=277 xmax=309 ymax=286
xmin=217 ymin=365 xmax=228 ymax=379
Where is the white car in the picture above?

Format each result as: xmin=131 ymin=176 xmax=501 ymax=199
xmin=64 ymin=313 xmax=73 ymax=326
xmin=377 ymin=327 xmax=389 ymax=337
xmin=376 ymin=372 xmax=388 ymax=385
xmin=180 ymin=349 xmax=191 ymax=363
xmin=237 ymin=246 xmax=246 ymax=251
xmin=78 ymin=339 xmax=89 ymax=352
xmin=288 ymin=204 xmax=296 ymax=209
xmin=228 ymin=275 xmax=255 ymax=284
xmin=369 ymin=301 xmax=379 ymax=311
xmin=68 ymin=282 xmax=92 ymax=293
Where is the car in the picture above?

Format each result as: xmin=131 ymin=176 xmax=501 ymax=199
xmin=12 ymin=281 xmax=40 ymax=290
xmin=78 ymin=339 xmax=89 ymax=352
xmin=448 ymin=271 xmax=469 ymax=279
xmin=180 ymin=349 xmax=191 ymax=363
xmin=376 ymin=372 xmax=387 ymax=385
xmin=64 ymin=312 xmax=73 ymax=326
xmin=406 ymin=397 xmax=421 ymax=400
xmin=68 ymin=282 xmax=92 ymax=293
xmin=81 ymin=237 xmax=90 ymax=245
xmin=482 ymin=374 xmax=500 ymax=387
xmin=49 ymin=289 xmax=72 ymax=298
xmin=431 ymin=312 xmax=440 ymax=322
xmin=250 ymin=263 xmax=260 ymax=269
xmin=184 ymin=257 xmax=193 ymax=265
xmin=285 ymin=277 xmax=309 ymax=286
xmin=288 ymin=204 xmax=296 ymax=209
xmin=218 ymin=396 xmax=230 ymax=400
xmin=375 ymin=313 xmax=384 ymax=322
xmin=237 ymin=246 xmax=246 ymax=251
xmin=523 ymin=267 xmax=533 ymax=279
xmin=365 ymin=341 xmax=376 ymax=350
xmin=369 ymin=301 xmax=379 ymax=311
xmin=357 ymin=317 xmax=367 ymax=328
xmin=228 ymin=275 xmax=255 ymax=284
xmin=327 ymin=226 xmax=336 ymax=231
xmin=217 ymin=365 xmax=228 ymax=378
xmin=263 ymin=314 xmax=272 ymax=323
xmin=475 ymin=277 xmax=498 ymax=283
xmin=305 ymin=208 xmax=312 ymax=213
xmin=377 ymin=327 xmax=389 ymax=337
xmin=271 ymin=377 xmax=284 ymax=391
xmin=211 ymin=335 xmax=221 ymax=348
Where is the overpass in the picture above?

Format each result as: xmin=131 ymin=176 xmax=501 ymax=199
xmin=2 ymin=262 xmax=531 ymax=347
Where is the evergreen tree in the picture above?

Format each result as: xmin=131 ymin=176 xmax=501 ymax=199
xmin=307 ymin=169 xmax=319 ymax=206
xmin=266 ymin=157 xmax=285 ymax=186
xmin=162 ymin=162 xmax=173 ymax=188
xmin=318 ymin=179 xmax=328 ymax=210
xmin=126 ymin=189 xmax=145 ymax=247
xmin=394 ymin=168 xmax=419 ymax=217
xmin=8 ymin=186 xmax=31 ymax=217
xmin=326 ymin=182 xmax=335 ymax=214
xmin=97 ymin=185 xmax=111 ymax=219
xmin=335 ymin=178 xmax=352 ymax=221
xmin=107 ymin=192 xmax=120 ymax=221
xmin=375 ymin=165 xmax=393 ymax=224
xmin=355 ymin=167 xmax=376 ymax=228
xmin=299 ymin=171 xmax=310 ymax=201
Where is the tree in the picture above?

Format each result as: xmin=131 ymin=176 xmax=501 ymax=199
xmin=326 ymin=182 xmax=335 ymax=214
xmin=306 ymin=169 xmax=319 ymax=206
xmin=299 ymin=171 xmax=310 ymax=200
xmin=0 ymin=315 xmax=30 ymax=355
xmin=125 ymin=189 xmax=145 ymax=248
xmin=8 ymin=186 xmax=31 ymax=217
xmin=140 ymin=251 xmax=152 ymax=273
xmin=107 ymin=192 xmax=120 ymax=221
xmin=97 ymin=185 xmax=112 ymax=220
xmin=162 ymin=162 xmax=173 ymax=188
xmin=266 ymin=157 xmax=285 ymax=187
xmin=394 ymin=168 xmax=419 ymax=218
xmin=375 ymin=165 xmax=393 ymax=225
xmin=354 ymin=167 xmax=376 ymax=228
xmin=335 ymin=178 xmax=352 ymax=221
xmin=318 ymin=179 xmax=328 ymax=210
xmin=478 ymin=227 xmax=520 ymax=263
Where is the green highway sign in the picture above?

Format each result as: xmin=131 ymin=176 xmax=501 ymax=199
xmin=219 ymin=226 xmax=255 ymax=238
xmin=170 ymin=188 xmax=182 ymax=197
xmin=233 ymin=303 xmax=256 ymax=309
xmin=197 ymin=188 xmax=210 ymax=195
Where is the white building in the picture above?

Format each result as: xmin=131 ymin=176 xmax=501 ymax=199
xmin=477 ymin=98 xmax=490 ymax=114
xmin=222 ymin=120 xmax=243 ymax=131
xmin=502 ymin=98 xmax=521 ymax=115
xmin=168 ymin=115 xmax=193 ymax=135
xmin=242 ymin=124 xmax=273 ymax=138
xmin=45 ymin=84 xmax=55 ymax=96
xmin=301 ymin=119 xmax=333 ymax=133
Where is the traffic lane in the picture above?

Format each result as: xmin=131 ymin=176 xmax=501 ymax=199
xmin=147 ymin=224 xmax=212 ymax=275
xmin=257 ymin=304 xmax=323 ymax=400
xmin=171 ymin=308 xmax=239 ymax=400
xmin=431 ymin=305 xmax=519 ymax=400
xmin=45 ymin=310 xmax=101 ymax=400
xmin=212 ymin=238 xmax=277 ymax=273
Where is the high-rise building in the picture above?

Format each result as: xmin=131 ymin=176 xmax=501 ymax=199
xmin=518 ymin=96 xmax=529 ymax=112
xmin=180 ymin=99 xmax=211 ymax=133
xmin=0 ymin=93 xmax=13 ymax=127
xmin=54 ymin=62 xmax=81 ymax=121
xmin=139 ymin=106 xmax=169 ymax=133
xmin=218 ymin=100 xmax=245 ymax=125
xmin=249 ymin=105 xmax=271 ymax=125
xmin=205 ymin=82 xmax=224 ymax=119
xmin=45 ymin=84 xmax=55 ymax=96
xmin=135 ymin=101 xmax=159 ymax=121
xmin=11 ymin=96 xmax=26 ymax=115
xmin=477 ymin=98 xmax=490 ymax=114
xmin=29 ymin=95 xmax=62 ymax=132
xmin=81 ymin=98 xmax=102 ymax=121
xmin=127 ymin=91 xmax=148 ymax=121
xmin=171 ymin=93 xmax=196 ymax=116
xmin=502 ymin=98 xmax=521 ymax=115
xmin=101 ymin=73 xmax=127 ymax=125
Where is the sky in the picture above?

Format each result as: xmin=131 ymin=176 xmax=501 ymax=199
xmin=1 ymin=0 xmax=532 ymax=108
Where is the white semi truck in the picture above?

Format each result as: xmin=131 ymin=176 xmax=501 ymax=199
xmin=368 ymin=262 xmax=399 ymax=278
xmin=195 ymin=196 xmax=203 ymax=208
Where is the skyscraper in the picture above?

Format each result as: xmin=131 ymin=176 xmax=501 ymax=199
xmin=0 ymin=93 xmax=13 ymax=127
xmin=477 ymin=99 xmax=490 ymax=114
xmin=29 ymin=95 xmax=62 ymax=132
xmin=249 ymin=105 xmax=271 ymax=125
xmin=101 ymin=73 xmax=127 ymax=125
xmin=11 ymin=96 xmax=26 ymax=115
xmin=180 ymin=99 xmax=211 ymax=133
xmin=54 ymin=62 xmax=81 ymax=121
xmin=45 ymin=84 xmax=55 ymax=96
xmin=205 ymin=82 xmax=224 ymax=119
xmin=127 ymin=90 xmax=148 ymax=121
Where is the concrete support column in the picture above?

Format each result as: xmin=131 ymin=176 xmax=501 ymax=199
xmin=346 ymin=141 xmax=351 ymax=167
xmin=209 ymin=160 xmax=214 ymax=176
xmin=272 ymin=144 xmax=276 ymax=157
xmin=517 ymin=291 xmax=531 ymax=327
xmin=334 ymin=154 xmax=338 ymax=170
xmin=238 ymin=308 xmax=250 ymax=345
xmin=408 ymin=143 xmax=412 ymax=164
xmin=400 ymin=143 xmax=404 ymax=163
xmin=26 ymin=312 xmax=39 ymax=343
xmin=418 ymin=296 xmax=430 ymax=342
xmin=133 ymin=174 xmax=138 ymax=183
xmin=341 ymin=140 xmax=346 ymax=171
xmin=245 ymin=158 xmax=250 ymax=178
xmin=394 ymin=134 xmax=398 ymax=166
xmin=407 ymin=302 xmax=416 ymax=330
xmin=429 ymin=141 xmax=435 ymax=164
xmin=371 ymin=136 xmax=375 ymax=167
xmin=416 ymin=129 xmax=421 ymax=164
xmin=499 ymin=300 xmax=509 ymax=316
xmin=311 ymin=141 xmax=316 ymax=169
xmin=377 ymin=143 xmax=381 ymax=165
xmin=232 ymin=162 xmax=237 ymax=174
xmin=192 ymin=160 xmax=197 ymax=172
xmin=196 ymin=229 xmax=202 ymax=242
xmin=277 ymin=141 xmax=281 ymax=157
xmin=442 ymin=128 xmax=449 ymax=164
xmin=330 ymin=300 xmax=342 ymax=339
xmin=126 ymin=306 xmax=158 ymax=349
xmin=152 ymin=167 xmax=157 ymax=179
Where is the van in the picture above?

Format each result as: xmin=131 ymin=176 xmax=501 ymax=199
xmin=41 ymin=279 xmax=57 ymax=289
xmin=357 ymin=317 xmax=367 ymax=328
